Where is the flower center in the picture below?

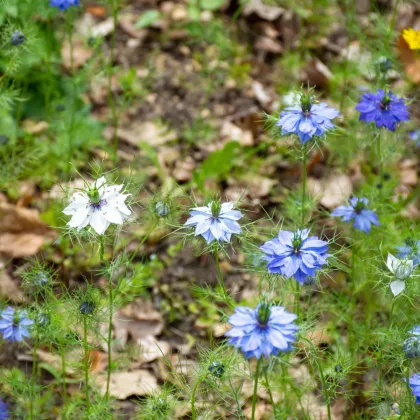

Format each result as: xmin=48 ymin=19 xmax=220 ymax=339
xmin=257 ymin=303 xmax=271 ymax=326
xmin=210 ymin=201 xmax=222 ymax=218
xmin=300 ymin=93 xmax=312 ymax=115
xmin=380 ymin=94 xmax=391 ymax=110
xmin=292 ymin=232 xmax=303 ymax=253
xmin=89 ymin=199 xmax=106 ymax=211
xmin=13 ymin=313 xmax=20 ymax=327
xmin=354 ymin=199 xmax=366 ymax=214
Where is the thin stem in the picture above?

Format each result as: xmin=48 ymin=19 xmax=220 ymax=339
xmin=389 ymin=0 xmax=401 ymax=34
xmin=215 ymin=251 xmax=229 ymax=303
xmin=29 ymin=333 xmax=39 ymax=420
xmin=251 ymin=359 xmax=262 ymax=420
xmin=190 ymin=379 xmax=200 ymax=419
xmin=108 ymin=0 xmax=119 ymax=165
xmin=83 ymin=316 xmax=90 ymax=409
xmin=377 ymin=130 xmax=384 ymax=186
xmin=229 ymin=378 xmax=245 ymax=419
xmin=106 ymin=274 xmax=113 ymax=398
xmin=127 ymin=221 xmax=158 ymax=265
xmin=294 ymin=281 xmax=300 ymax=319
xmin=99 ymin=236 xmax=105 ymax=263
xmin=303 ymin=338 xmax=331 ymax=420
xmin=263 ymin=368 xmax=277 ymax=418
xmin=61 ymin=346 xmax=67 ymax=405
xmin=301 ymin=142 xmax=308 ymax=227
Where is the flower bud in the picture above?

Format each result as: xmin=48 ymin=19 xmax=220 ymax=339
xmin=11 ymin=30 xmax=25 ymax=46
xmin=208 ymin=361 xmax=225 ymax=378
xmin=79 ymin=301 xmax=95 ymax=315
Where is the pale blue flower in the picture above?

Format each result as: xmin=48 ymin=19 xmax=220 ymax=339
xmin=184 ymin=201 xmax=242 ymax=244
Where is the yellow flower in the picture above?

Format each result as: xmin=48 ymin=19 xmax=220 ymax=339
xmin=402 ymin=28 xmax=420 ymax=50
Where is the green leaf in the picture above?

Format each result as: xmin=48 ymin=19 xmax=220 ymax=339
xmin=135 ymin=10 xmax=161 ymax=29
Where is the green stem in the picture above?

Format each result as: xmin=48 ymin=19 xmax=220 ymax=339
xmin=83 ymin=316 xmax=90 ymax=409
xmin=29 ymin=333 xmax=39 ymax=420
xmin=389 ymin=0 xmax=401 ymax=34
xmin=229 ymin=378 xmax=245 ymax=419
xmin=61 ymin=346 xmax=67 ymax=405
xmin=303 ymin=338 xmax=331 ymax=420
xmin=191 ymin=379 xmax=200 ymax=419
xmin=251 ymin=359 xmax=262 ymax=420
xmin=99 ymin=236 xmax=105 ymax=262
xmin=108 ymin=1 xmax=119 ymax=165
xmin=263 ymin=368 xmax=277 ymax=418
xmin=377 ymin=131 xmax=384 ymax=186
xmin=127 ymin=222 xmax=158 ymax=265
xmin=301 ymin=143 xmax=308 ymax=227
xmin=66 ymin=13 xmax=76 ymax=177
xmin=215 ymin=251 xmax=229 ymax=304
xmin=294 ymin=281 xmax=300 ymax=319
xmin=106 ymin=274 xmax=113 ymax=399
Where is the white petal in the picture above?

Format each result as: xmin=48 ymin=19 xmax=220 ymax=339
xmin=67 ymin=208 xmax=90 ymax=228
xmin=386 ymin=253 xmax=399 ymax=274
xmin=390 ymin=280 xmax=405 ymax=296
xmin=89 ymin=212 xmax=110 ymax=235
xmin=103 ymin=206 xmax=123 ymax=224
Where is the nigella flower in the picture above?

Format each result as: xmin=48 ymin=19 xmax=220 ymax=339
xmin=403 ymin=326 xmax=420 ymax=359
xmin=276 ymin=92 xmax=340 ymax=144
xmin=331 ymin=197 xmax=379 ymax=233
xmin=260 ymin=229 xmax=329 ymax=284
xmin=50 ymin=0 xmax=80 ymax=11
xmin=386 ymin=253 xmax=414 ymax=296
xmin=225 ymin=303 xmax=298 ymax=359
xmin=355 ymin=89 xmax=409 ymax=131
xmin=406 ymin=374 xmax=420 ymax=404
xmin=184 ymin=201 xmax=242 ymax=244
xmin=397 ymin=239 xmax=420 ymax=266
xmin=0 ymin=307 xmax=33 ymax=342
xmin=63 ymin=176 xmax=131 ymax=235
xmin=0 ymin=398 xmax=8 ymax=420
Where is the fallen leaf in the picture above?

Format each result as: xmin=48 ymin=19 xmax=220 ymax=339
xmin=22 ymin=120 xmax=48 ymax=135
xmin=243 ymin=0 xmax=284 ymax=21
xmin=103 ymin=121 xmax=177 ymax=148
xmin=304 ymin=58 xmax=333 ymax=88
xmin=136 ymin=336 xmax=171 ymax=364
xmin=113 ymin=300 xmax=164 ymax=347
xmin=0 ymin=260 xmax=24 ymax=302
xmin=0 ymin=202 xmax=56 ymax=258
xmin=307 ymin=173 xmax=353 ymax=209
xmin=96 ymin=369 xmax=159 ymax=399
xmin=220 ymin=121 xmax=254 ymax=146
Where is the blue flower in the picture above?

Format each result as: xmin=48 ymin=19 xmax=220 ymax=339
xmin=403 ymin=337 xmax=420 ymax=359
xmin=0 ymin=398 xmax=8 ymax=420
xmin=276 ymin=94 xmax=340 ymax=144
xmin=397 ymin=239 xmax=420 ymax=266
xmin=410 ymin=129 xmax=420 ymax=147
xmin=0 ymin=307 xmax=33 ymax=342
xmin=407 ymin=374 xmax=420 ymax=404
xmin=331 ymin=197 xmax=379 ymax=233
xmin=50 ymin=0 xmax=79 ymax=11
xmin=355 ymin=89 xmax=409 ymax=131
xmin=225 ymin=304 xmax=298 ymax=359
xmin=184 ymin=201 xmax=242 ymax=244
xmin=260 ymin=228 xmax=329 ymax=284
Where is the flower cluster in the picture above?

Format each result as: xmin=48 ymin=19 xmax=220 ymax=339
xmin=225 ymin=304 xmax=298 ymax=359
xmin=260 ymin=229 xmax=329 ymax=284
xmin=331 ymin=197 xmax=379 ymax=233
xmin=355 ymin=89 xmax=409 ymax=131
xmin=276 ymin=93 xmax=340 ymax=143
xmin=0 ymin=307 xmax=33 ymax=342
xmin=63 ymin=176 xmax=131 ymax=235
xmin=184 ymin=201 xmax=242 ymax=244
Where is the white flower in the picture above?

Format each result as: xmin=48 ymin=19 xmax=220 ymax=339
xmin=63 ymin=176 xmax=131 ymax=235
xmin=386 ymin=253 xmax=414 ymax=296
